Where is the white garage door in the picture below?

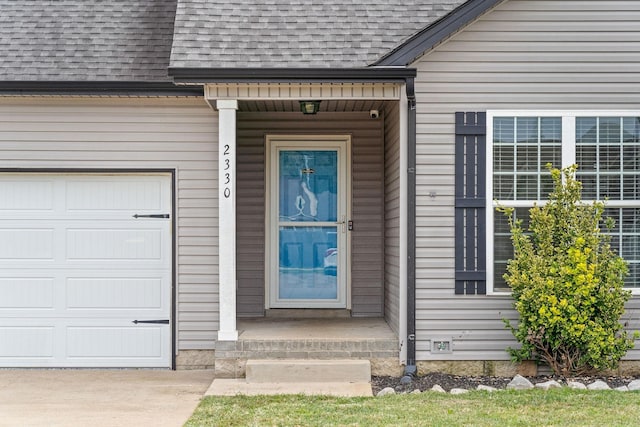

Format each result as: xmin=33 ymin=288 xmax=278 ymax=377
xmin=0 ymin=174 xmax=172 ymax=367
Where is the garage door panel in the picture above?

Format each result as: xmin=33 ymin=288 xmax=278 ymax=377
xmin=0 ymin=259 xmax=170 ymax=271
xmin=0 ymin=180 xmax=54 ymax=210
xmin=0 ymin=321 xmax=169 ymax=367
xmin=0 ymin=173 xmax=172 ymax=368
xmin=0 ymin=278 xmax=54 ymax=309
xmin=0 ymin=326 xmax=54 ymax=358
xmin=0 ymin=228 xmax=54 ymax=259
xmin=66 ymin=179 xmax=165 ymax=212
xmin=67 ymin=229 xmax=163 ymax=261
xmin=67 ymin=325 xmax=165 ymax=358
xmin=66 ymin=277 xmax=165 ymax=310
xmin=0 ymin=223 xmax=170 ymax=268
xmin=0 ymin=222 xmax=169 ymax=264
xmin=0 ymin=175 xmax=168 ymax=214
xmin=0 ymin=271 xmax=170 ymax=318
xmin=63 ymin=320 xmax=170 ymax=367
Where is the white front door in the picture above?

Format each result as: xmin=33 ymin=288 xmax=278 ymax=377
xmin=267 ymin=136 xmax=350 ymax=308
xmin=0 ymin=173 xmax=172 ymax=367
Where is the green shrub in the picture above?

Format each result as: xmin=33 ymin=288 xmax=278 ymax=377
xmin=500 ymin=165 xmax=635 ymax=376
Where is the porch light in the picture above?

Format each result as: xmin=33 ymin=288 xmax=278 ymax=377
xmin=299 ymin=100 xmax=321 ymax=115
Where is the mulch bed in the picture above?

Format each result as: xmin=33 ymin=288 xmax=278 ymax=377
xmin=371 ymin=372 xmax=640 ymax=394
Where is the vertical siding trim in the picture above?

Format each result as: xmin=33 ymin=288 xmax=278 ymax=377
xmin=454 ymin=112 xmax=487 ymax=295
xmin=383 ymin=102 xmax=401 ymax=336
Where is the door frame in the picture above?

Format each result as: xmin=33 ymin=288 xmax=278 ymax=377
xmin=264 ymin=135 xmax=352 ymax=309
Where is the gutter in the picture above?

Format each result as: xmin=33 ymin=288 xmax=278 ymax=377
xmin=168 ymin=67 xmax=416 ymax=83
xmin=0 ymin=81 xmax=203 ymax=97
xmin=403 ymin=77 xmax=417 ymax=381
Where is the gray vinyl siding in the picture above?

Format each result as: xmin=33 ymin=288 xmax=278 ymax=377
xmin=383 ymin=104 xmax=401 ymax=334
xmin=236 ymin=112 xmax=385 ymax=317
xmin=0 ymin=97 xmax=218 ymax=351
xmin=413 ymin=0 xmax=640 ymax=360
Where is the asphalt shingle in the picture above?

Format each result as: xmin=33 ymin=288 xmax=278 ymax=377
xmin=170 ymin=0 xmax=468 ymax=69
xmin=0 ymin=1 xmax=470 ymax=81
xmin=0 ymin=0 xmax=178 ymax=81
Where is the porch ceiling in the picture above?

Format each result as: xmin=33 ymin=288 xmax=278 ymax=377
xmin=238 ymin=99 xmax=389 ymax=113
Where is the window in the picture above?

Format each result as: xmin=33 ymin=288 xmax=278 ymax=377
xmin=487 ymin=112 xmax=640 ymax=294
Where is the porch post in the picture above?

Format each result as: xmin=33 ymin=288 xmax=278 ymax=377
xmin=217 ymin=99 xmax=238 ymax=341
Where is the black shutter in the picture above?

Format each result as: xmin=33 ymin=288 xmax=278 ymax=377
xmin=455 ymin=112 xmax=487 ymax=295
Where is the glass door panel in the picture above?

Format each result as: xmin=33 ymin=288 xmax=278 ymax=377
xmin=278 ymin=150 xmax=338 ymax=301
xmin=279 ymin=226 xmax=337 ymax=299
xmin=279 ymin=151 xmax=337 ymax=223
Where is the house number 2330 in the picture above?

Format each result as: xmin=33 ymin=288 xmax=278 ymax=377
xmin=223 ymin=144 xmax=231 ymax=198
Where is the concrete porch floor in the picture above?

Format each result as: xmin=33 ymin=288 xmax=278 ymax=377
xmin=237 ymin=317 xmax=397 ymax=340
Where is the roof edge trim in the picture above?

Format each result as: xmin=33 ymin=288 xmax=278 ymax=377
xmin=374 ymin=0 xmax=503 ymax=66
xmin=168 ymin=67 xmax=417 ymax=83
xmin=0 ymin=81 xmax=203 ymax=96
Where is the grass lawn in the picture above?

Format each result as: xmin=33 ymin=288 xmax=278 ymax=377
xmin=186 ymin=389 xmax=640 ymax=426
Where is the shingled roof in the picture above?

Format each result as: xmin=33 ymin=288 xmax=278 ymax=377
xmin=170 ymin=0 xmax=468 ymax=69
xmin=0 ymin=0 xmax=486 ymax=84
xmin=0 ymin=0 xmax=177 ymax=82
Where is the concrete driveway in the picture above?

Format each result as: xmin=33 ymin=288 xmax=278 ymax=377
xmin=0 ymin=369 xmax=215 ymax=427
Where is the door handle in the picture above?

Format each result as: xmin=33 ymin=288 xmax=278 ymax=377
xmin=132 ymin=319 xmax=170 ymax=324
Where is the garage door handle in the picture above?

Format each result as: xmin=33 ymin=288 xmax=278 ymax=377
xmin=132 ymin=319 xmax=170 ymax=324
xmin=132 ymin=214 xmax=170 ymax=219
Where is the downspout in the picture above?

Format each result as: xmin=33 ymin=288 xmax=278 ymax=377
xmin=402 ymin=77 xmax=417 ymax=381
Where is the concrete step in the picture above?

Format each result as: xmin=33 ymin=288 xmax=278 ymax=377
xmin=245 ymin=359 xmax=371 ymax=383
xmin=206 ymin=379 xmax=372 ymax=397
